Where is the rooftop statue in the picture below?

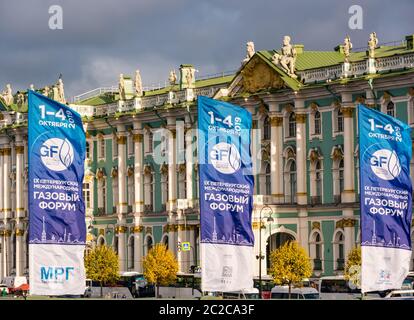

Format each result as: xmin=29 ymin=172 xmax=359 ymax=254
xmin=2 ymin=84 xmax=13 ymax=106
xmin=16 ymin=91 xmax=25 ymax=108
xmin=29 ymin=84 xmax=35 ymax=91
xmin=135 ymin=69 xmax=143 ymax=97
xmin=52 ymin=85 xmax=59 ymax=101
xmin=185 ymin=69 xmax=194 ymax=88
xmin=344 ymin=35 xmax=353 ymax=63
xmin=272 ymin=35 xmax=297 ymax=78
xmin=119 ymin=73 xmax=126 ymax=100
xmin=43 ymin=86 xmax=50 ymax=97
xmin=242 ymin=41 xmax=255 ymax=65
xmin=368 ymin=32 xmax=378 ymax=59
xmin=169 ymin=70 xmax=177 ymax=86
xmin=57 ymin=78 xmax=66 ymax=104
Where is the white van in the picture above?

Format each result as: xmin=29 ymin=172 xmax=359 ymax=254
xmin=271 ymin=285 xmax=320 ymax=299
xmin=318 ymin=276 xmax=360 ymax=300
xmin=222 ymin=288 xmax=260 ymax=299
xmin=2 ymin=276 xmax=27 ymax=290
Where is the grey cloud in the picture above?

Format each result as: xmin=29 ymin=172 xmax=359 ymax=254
xmin=0 ymin=0 xmax=412 ymax=99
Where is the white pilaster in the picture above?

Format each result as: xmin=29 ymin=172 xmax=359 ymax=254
xmin=295 ymin=99 xmax=307 ymax=205
xmin=15 ymin=139 xmax=24 ymax=276
xmin=133 ymin=224 xmax=143 ymax=273
xmin=117 ymin=125 xmax=127 ymax=272
xmin=341 ymin=94 xmax=356 ymax=203
xmin=167 ymin=119 xmax=177 ymax=212
xmin=133 ymin=122 xmax=144 ymax=214
xmin=270 ymin=115 xmax=284 ymax=203
xmin=185 ymin=126 xmax=194 ymax=208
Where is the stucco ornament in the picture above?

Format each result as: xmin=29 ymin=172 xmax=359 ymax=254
xmin=343 ymin=36 xmax=353 ymax=63
xmin=272 ymin=35 xmax=297 ymax=78
xmin=43 ymin=86 xmax=50 ymax=97
xmin=368 ymin=32 xmax=378 ymax=59
xmin=135 ymin=69 xmax=143 ymax=97
xmin=242 ymin=41 xmax=255 ymax=65
xmin=2 ymin=84 xmax=13 ymax=106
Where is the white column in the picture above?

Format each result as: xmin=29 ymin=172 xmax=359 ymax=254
xmin=0 ymin=235 xmax=3 ymax=281
xmin=133 ymin=125 xmax=144 ymax=214
xmin=185 ymin=127 xmax=194 ymax=208
xmin=341 ymin=97 xmax=355 ymax=203
xmin=270 ymin=115 xmax=284 ymax=203
xmin=298 ymin=209 xmax=309 ymax=254
xmin=117 ymin=125 xmax=127 ymax=272
xmin=295 ymin=100 xmax=307 ymax=205
xmin=167 ymin=121 xmax=177 ymax=212
xmin=3 ymin=147 xmax=11 ymax=275
xmin=0 ymin=148 xmax=3 ymax=280
xmin=189 ymin=226 xmax=195 ymax=268
xmin=15 ymin=141 xmax=24 ymax=276
xmin=133 ymin=225 xmax=143 ymax=273
xmin=343 ymin=210 xmax=356 ymax=259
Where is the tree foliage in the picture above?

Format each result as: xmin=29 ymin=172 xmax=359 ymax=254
xmin=344 ymin=246 xmax=361 ymax=287
xmin=84 ymin=245 xmax=119 ymax=288
xmin=143 ymin=243 xmax=178 ymax=297
xmin=269 ymin=241 xmax=312 ymax=296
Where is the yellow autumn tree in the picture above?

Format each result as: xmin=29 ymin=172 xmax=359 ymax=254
xmin=84 ymin=245 xmax=120 ymax=297
xmin=143 ymin=243 xmax=178 ymax=298
xmin=344 ymin=246 xmax=361 ymax=289
xmin=269 ymin=241 xmax=312 ymax=299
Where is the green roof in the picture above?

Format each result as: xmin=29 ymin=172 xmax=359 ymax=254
xmin=77 ymin=93 xmax=116 ymax=106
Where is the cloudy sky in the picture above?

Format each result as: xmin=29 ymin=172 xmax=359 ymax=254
xmin=0 ymin=0 xmax=412 ymax=100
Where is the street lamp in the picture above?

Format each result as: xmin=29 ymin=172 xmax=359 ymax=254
xmin=256 ymin=205 xmax=274 ymax=299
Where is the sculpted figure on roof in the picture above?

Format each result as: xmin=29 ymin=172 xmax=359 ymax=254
xmin=368 ymin=32 xmax=378 ymax=58
xmin=16 ymin=91 xmax=25 ymax=108
xmin=2 ymin=84 xmax=14 ymax=106
xmin=119 ymin=73 xmax=126 ymax=100
xmin=43 ymin=86 xmax=50 ymax=97
xmin=169 ymin=70 xmax=177 ymax=86
xmin=344 ymin=36 xmax=353 ymax=63
xmin=135 ymin=69 xmax=143 ymax=97
xmin=185 ymin=69 xmax=194 ymax=88
xmin=272 ymin=35 xmax=297 ymax=78
xmin=242 ymin=41 xmax=255 ymax=65
xmin=57 ymin=78 xmax=66 ymax=104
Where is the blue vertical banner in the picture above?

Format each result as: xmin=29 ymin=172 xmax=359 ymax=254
xmin=198 ymin=96 xmax=254 ymax=292
xmin=28 ymin=90 xmax=86 ymax=295
xmin=359 ymin=104 xmax=412 ymax=293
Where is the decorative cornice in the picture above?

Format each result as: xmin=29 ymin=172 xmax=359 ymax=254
xmin=132 ymin=226 xmax=144 ymax=233
xmin=341 ymin=107 xmax=354 ymax=118
xmin=133 ymin=133 xmax=143 ymax=143
xmin=117 ymin=136 xmax=127 ymax=145
xmin=15 ymin=229 xmax=24 ymax=236
xmin=312 ymin=222 xmax=321 ymax=231
xmin=115 ymin=226 xmax=128 ymax=234
xmin=336 ymin=218 xmax=356 ymax=229
xmin=270 ymin=116 xmax=283 ymax=127
xmin=15 ymin=146 xmax=24 ymax=154
xmin=3 ymin=148 xmax=11 ymax=156
xmin=295 ymin=113 xmax=307 ymax=124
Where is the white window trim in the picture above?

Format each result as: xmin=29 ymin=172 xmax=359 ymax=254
xmin=332 ymin=229 xmax=345 ymax=272
xmin=309 ymin=159 xmax=324 ymax=203
xmin=309 ymin=110 xmax=323 ymax=140
xmin=283 ymin=109 xmax=296 ymax=143
xmin=98 ymin=138 xmax=106 ymax=161
xmin=332 ymin=107 xmax=344 ymax=138
xmin=309 ymin=229 xmax=324 ymax=274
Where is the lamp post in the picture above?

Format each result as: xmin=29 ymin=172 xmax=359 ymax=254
xmin=256 ymin=205 xmax=274 ymax=299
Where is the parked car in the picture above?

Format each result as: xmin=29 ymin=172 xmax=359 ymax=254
xmin=222 ymin=288 xmax=260 ymax=299
xmin=271 ymin=285 xmax=320 ymax=299
xmin=318 ymin=276 xmax=360 ymax=300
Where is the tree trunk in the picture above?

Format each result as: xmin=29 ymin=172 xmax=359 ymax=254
xmin=100 ymin=281 xmax=103 ymax=298
xmin=157 ymin=283 xmax=160 ymax=298
xmin=288 ymin=282 xmax=292 ymax=300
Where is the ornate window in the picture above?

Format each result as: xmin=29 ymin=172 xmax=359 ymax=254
xmin=83 ymin=183 xmax=91 ymax=209
xmin=336 ymin=109 xmax=344 ymax=133
xmin=127 ymin=236 xmax=134 ymax=271
xmin=128 ymin=134 xmax=134 ymax=155
xmin=284 ymin=160 xmax=297 ymax=204
xmin=310 ymin=230 xmax=324 ymax=272
xmin=112 ymin=134 xmax=118 ymax=158
xmin=144 ymin=167 xmax=154 ymax=212
xmin=99 ymin=137 xmax=105 ymax=159
xmin=339 ymin=159 xmax=344 ymax=194
xmin=161 ymin=166 xmax=168 ymax=212
xmin=112 ymin=175 xmax=118 ymax=214
xmin=386 ymin=101 xmax=395 ymax=117
xmin=265 ymin=163 xmax=271 ymax=195
xmin=288 ymin=112 xmax=296 ymax=138
xmin=263 ymin=116 xmax=271 ymax=140
xmin=333 ymin=230 xmax=345 ymax=271
xmin=332 ymin=145 xmax=344 ymax=203
xmin=314 ymin=111 xmax=321 ymax=135
xmin=145 ymin=235 xmax=153 ymax=255
xmin=86 ymin=141 xmax=90 ymax=159
xmin=178 ymin=167 xmax=186 ymax=199
xmin=127 ymin=173 xmax=134 ymax=213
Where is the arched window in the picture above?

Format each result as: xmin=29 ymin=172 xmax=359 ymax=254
xmin=163 ymin=235 xmax=169 ymax=249
xmin=98 ymin=236 xmax=106 ymax=246
xmin=285 ymin=160 xmax=296 ymax=204
xmin=127 ymin=175 xmax=134 ymax=213
xmin=314 ymin=111 xmax=321 ymax=135
xmin=265 ymin=163 xmax=271 ymax=195
xmin=128 ymin=236 xmax=134 ymax=271
xmin=263 ymin=116 xmax=271 ymax=140
xmin=386 ymin=101 xmax=395 ymax=117
xmin=310 ymin=231 xmax=323 ymax=272
xmin=112 ymin=177 xmax=118 ymax=214
xmin=178 ymin=170 xmax=186 ymax=199
xmin=315 ymin=161 xmax=322 ymax=204
xmin=336 ymin=109 xmax=343 ymax=133
xmin=113 ymin=235 xmax=119 ymax=255
xmin=334 ymin=231 xmax=345 ymax=271
xmin=86 ymin=141 xmax=90 ymax=159
xmin=161 ymin=171 xmax=168 ymax=212
xmin=145 ymin=236 xmax=153 ymax=255
xmin=339 ymin=159 xmax=344 ymax=194
xmin=288 ymin=113 xmax=296 ymax=138
xmin=99 ymin=138 xmax=105 ymax=159
xmin=144 ymin=171 xmax=154 ymax=213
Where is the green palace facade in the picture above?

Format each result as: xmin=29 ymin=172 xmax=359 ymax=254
xmin=0 ymin=32 xmax=414 ymax=280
